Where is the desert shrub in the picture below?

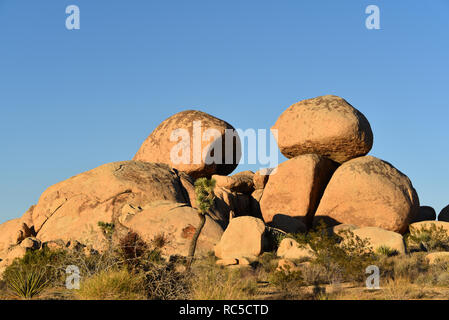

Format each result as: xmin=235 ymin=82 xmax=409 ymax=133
xmin=145 ymin=264 xmax=191 ymax=300
xmin=382 ymin=277 xmax=426 ymax=300
xmin=268 ymin=269 xmax=304 ymax=296
xmin=377 ymin=253 xmax=428 ymax=283
xmin=416 ymin=259 xmax=449 ymax=286
xmin=5 ymin=267 xmax=48 ymax=299
xmin=293 ymin=223 xmax=375 ymax=283
xmin=77 ymin=268 xmax=146 ymax=300
xmin=3 ymin=248 xmax=69 ymax=288
xmin=151 ymin=233 xmax=169 ymax=249
xmin=191 ymin=268 xmax=258 ymax=300
xmin=299 ymin=263 xmax=329 ymax=286
xmin=407 ymin=224 xmax=449 ymax=252
xmin=255 ymin=252 xmax=278 ymax=273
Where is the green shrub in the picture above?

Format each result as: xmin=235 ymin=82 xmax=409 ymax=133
xmin=293 ymin=223 xmax=375 ymax=283
xmin=376 ymin=245 xmax=399 ymax=257
xmin=98 ymin=221 xmax=115 ymax=240
xmin=268 ymin=269 xmax=304 ymax=294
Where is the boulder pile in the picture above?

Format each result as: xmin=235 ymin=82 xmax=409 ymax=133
xmin=0 ymin=94 xmax=439 ymax=274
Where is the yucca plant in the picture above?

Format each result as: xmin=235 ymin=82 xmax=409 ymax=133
xmin=376 ymin=245 xmax=399 ymax=257
xmin=7 ymin=268 xmax=48 ymax=299
xmin=186 ymin=177 xmax=216 ymax=270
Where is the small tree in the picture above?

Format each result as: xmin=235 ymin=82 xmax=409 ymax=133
xmin=186 ymin=177 xmax=216 ymax=270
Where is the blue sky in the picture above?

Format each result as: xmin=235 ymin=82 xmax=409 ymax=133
xmin=0 ymin=0 xmax=448 ymax=222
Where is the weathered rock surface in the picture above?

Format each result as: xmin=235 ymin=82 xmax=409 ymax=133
xmin=253 ymin=168 xmax=274 ymax=190
xmin=260 ymin=154 xmax=337 ymax=229
xmin=0 ymin=246 xmax=27 ymax=275
xmin=439 ymin=205 xmax=449 ymax=222
xmin=133 ymin=110 xmax=241 ymax=179
xmin=276 ymin=238 xmax=314 ymax=260
xmin=0 ymin=161 xmax=192 ymax=255
xmin=272 ymin=95 xmax=373 ymax=163
xmin=120 ymin=201 xmax=223 ymax=257
xmin=315 ymin=156 xmax=419 ymax=234
xmin=410 ymin=221 xmax=449 ymax=235
xmin=212 ymin=171 xmax=255 ymax=194
xmin=214 ymin=216 xmax=267 ymax=259
xmin=351 ymin=227 xmax=406 ymax=255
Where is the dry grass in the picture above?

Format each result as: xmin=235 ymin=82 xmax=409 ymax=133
xmin=76 ymin=269 xmax=147 ymax=300
xmin=190 ymin=263 xmax=259 ymax=300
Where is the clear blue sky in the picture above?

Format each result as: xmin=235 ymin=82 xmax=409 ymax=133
xmin=0 ymin=0 xmax=448 ymax=223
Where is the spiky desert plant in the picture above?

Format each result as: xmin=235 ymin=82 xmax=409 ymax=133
xmin=6 ymin=268 xmax=48 ymax=299
xmin=186 ymin=177 xmax=216 ymax=270
xmin=376 ymin=245 xmax=399 ymax=257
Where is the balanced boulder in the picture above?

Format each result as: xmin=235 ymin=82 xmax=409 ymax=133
xmin=272 ymin=95 xmax=373 ymax=163
xmin=314 ymin=156 xmax=419 ymax=234
xmin=133 ymin=110 xmax=241 ymax=179
xmin=439 ymin=205 xmax=449 ymax=222
xmin=411 ymin=206 xmax=436 ymax=223
xmin=260 ymin=154 xmax=337 ymax=229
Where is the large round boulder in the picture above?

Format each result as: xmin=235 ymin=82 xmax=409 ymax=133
xmin=17 ymin=161 xmax=192 ymax=252
xmin=351 ymin=227 xmax=406 ymax=255
xmin=439 ymin=205 xmax=449 ymax=222
xmin=276 ymin=238 xmax=314 ymax=260
xmin=214 ymin=216 xmax=267 ymax=259
xmin=260 ymin=154 xmax=337 ymax=230
xmin=133 ymin=110 xmax=241 ymax=179
xmin=119 ymin=201 xmax=223 ymax=257
xmin=272 ymin=95 xmax=373 ymax=163
xmin=314 ymin=156 xmax=419 ymax=234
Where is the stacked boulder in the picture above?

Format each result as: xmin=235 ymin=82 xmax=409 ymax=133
xmin=258 ymin=95 xmax=420 ymax=237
